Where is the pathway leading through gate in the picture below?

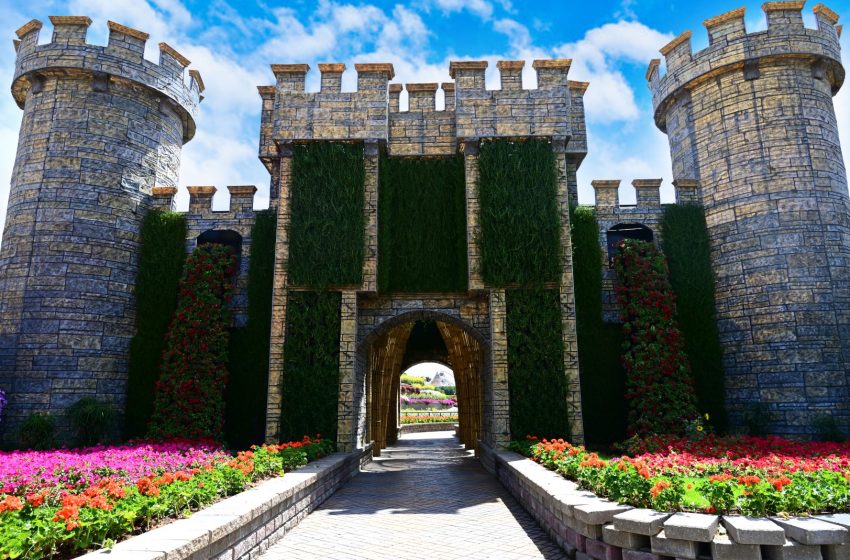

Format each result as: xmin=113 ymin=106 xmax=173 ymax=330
xmin=259 ymin=431 xmax=565 ymax=559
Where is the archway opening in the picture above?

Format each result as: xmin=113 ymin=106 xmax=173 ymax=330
xmin=606 ymin=223 xmax=654 ymax=265
xmin=198 ymin=229 xmax=243 ymax=255
xmin=400 ymin=362 xmax=458 ymax=429
xmin=364 ymin=318 xmax=484 ymax=456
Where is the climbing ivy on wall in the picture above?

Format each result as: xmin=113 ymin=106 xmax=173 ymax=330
xmin=280 ymin=291 xmax=342 ymax=442
xmin=288 ymin=142 xmax=365 ymax=287
xmin=569 ymin=206 xmax=627 ymax=445
xmin=125 ymin=209 xmax=186 ymax=438
xmin=662 ymin=204 xmax=728 ymax=433
xmin=479 ymin=139 xmax=560 ymax=286
xmin=378 ymin=152 xmax=467 ymax=293
xmin=148 ymin=244 xmax=237 ymax=440
xmin=225 ymin=210 xmax=276 ymax=449
xmin=506 ymin=288 xmax=570 ymax=439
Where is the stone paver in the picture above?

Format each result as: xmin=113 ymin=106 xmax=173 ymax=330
xmin=259 ymin=431 xmax=565 ymax=559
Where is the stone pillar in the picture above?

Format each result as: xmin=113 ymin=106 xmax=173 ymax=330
xmin=336 ymin=291 xmax=358 ymax=452
xmin=489 ymin=289 xmax=510 ymax=448
xmin=264 ymin=144 xmax=293 ymax=443
xmin=464 ymin=139 xmax=483 ymax=290
xmin=362 ymin=141 xmax=379 ymax=293
xmin=554 ymin=139 xmax=585 ymax=444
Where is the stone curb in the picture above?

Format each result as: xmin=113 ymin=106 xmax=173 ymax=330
xmin=75 ymin=448 xmax=371 ymax=560
xmin=485 ymin=448 xmax=850 ymax=560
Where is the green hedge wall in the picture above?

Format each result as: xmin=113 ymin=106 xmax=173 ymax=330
xmin=280 ymin=291 xmax=342 ymax=442
xmin=570 ymin=206 xmax=627 ymax=445
xmin=506 ymin=288 xmax=570 ymax=439
xmin=378 ymin=153 xmax=467 ymax=293
xmin=662 ymin=204 xmax=728 ymax=433
xmin=288 ymin=142 xmax=365 ymax=287
xmin=125 ymin=209 xmax=187 ymax=438
xmin=225 ymin=210 xmax=276 ymax=449
xmin=479 ymin=139 xmax=561 ymax=286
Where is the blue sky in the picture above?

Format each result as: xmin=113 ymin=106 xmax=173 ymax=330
xmin=0 ymin=0 xmax=848 ymax=239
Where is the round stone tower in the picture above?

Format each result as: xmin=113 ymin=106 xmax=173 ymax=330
xmin=0 ymin=16 xmax=201 ymax=437
xmin=649 ymin=3 xmax=848 ymax=436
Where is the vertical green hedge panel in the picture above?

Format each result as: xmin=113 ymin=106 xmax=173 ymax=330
xmin=506 ymin=288 xmax=570 ymax=439
xmin=125 ymin=209 xmax=186 ymax=438
xmin=225 ymin=210 xmax=276 ymax=449
xmin=479 ymin=139 xmax=560 ymax=286
xmin=570 ymin=206 xmax=627 ymax=445
xmin=378 ymin=153 xmax=467 ymax=292
xmin=662 ymin=204 xmax=728 ymax=433
xmin=288 ymin=142 xmax=365 ymax=287
xmin=280 ymin=291 xmax=342 ymax=442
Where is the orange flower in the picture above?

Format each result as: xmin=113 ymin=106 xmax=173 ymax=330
xmin=737 ymin=475 xmax=761 ymax=487
xmin=137 ymin=478 xmax=160 ymax=497
xmin=0 ymin=495 xmax=24 ymax=513
xmin=650 ymin=480 xmax=672 ymax=498
xmin=769 ymin=476 xmax=792 ymax=491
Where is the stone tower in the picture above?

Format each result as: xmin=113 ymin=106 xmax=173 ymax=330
xmin=0 ymin=17 xmax=202 ymax=436
xmin=649 ymin=3 xmax=849 ymax=435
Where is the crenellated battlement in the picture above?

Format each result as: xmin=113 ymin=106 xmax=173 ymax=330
xmin=648 ymin=2 xmax=844 ymax=131
xmin=12 ymin=16 xmax=202 ymax=141
xmin=389 ymin=82 xmax=457 ymax=156
xmin=259 ymin=58 xmax=586 ymax=164
xmin=152 ymin=185 xmax=261 ymax=215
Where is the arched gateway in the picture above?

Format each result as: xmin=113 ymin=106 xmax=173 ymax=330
xmin=349 ymin=297 xmax=496 ymax=454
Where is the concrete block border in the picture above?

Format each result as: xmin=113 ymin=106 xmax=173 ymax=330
xmin=398 ymin=422 xmax=459 ymax=434
xmin=481 ymin=445 xmax=850 ymax=560
xmin=77 ymin=446 xmax=372 ymax=560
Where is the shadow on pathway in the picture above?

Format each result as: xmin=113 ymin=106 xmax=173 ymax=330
xmin=259 ymin=431 xmax=566 ymax=560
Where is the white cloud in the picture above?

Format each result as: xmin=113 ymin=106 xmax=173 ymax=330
xmin=430 ymin=0 xmax=494 ymax=20
xmin=554 ymin=21 xmax=674 ymax=124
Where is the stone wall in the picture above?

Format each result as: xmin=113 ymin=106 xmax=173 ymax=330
xmin=590 ymin=180 xmax=701 ymax=323
xmin=0 ymin=17 xmax=201 ymax=439
xmin=259 ymin=59 xmax=588 ymax=448
xmin=649 ymin=3 xmax=850 ymax=435
xmin=151 ymin=185 xmax=260 ymax=328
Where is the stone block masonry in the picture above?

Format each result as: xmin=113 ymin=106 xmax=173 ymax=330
xmin=259 ymin=58 xmax=589 ymax=449
xmin=0 ymin=16 xmax=202 ymax=441
xmin=649 ymin=2 xmax=850 ymax=436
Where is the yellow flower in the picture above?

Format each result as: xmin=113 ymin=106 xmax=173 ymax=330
xmin=696 ymin=425 xmax=704 ymax=432
xmin=704 ymin=413 xmax=710 ymax=420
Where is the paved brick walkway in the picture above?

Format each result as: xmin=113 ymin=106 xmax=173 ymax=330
xmin=259 ymin=431 xmax=565 ymax=559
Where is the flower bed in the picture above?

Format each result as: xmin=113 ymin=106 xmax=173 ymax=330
xmin=512 ymin=435 xmax=850 ymax=516
xmin=0 ymin=436 xmax=333 ymax=559
xmin=400 ymin=414 xmax=459 ymax=424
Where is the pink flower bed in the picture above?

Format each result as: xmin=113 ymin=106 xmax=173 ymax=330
xmin=0 ymin=439 xmax=229 ymax=495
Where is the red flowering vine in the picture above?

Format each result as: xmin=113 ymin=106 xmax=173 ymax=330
xmin=148 ymin=244 xmax=237 ymax=440
xmin=613 ymin=239 xmax=699 ymax=437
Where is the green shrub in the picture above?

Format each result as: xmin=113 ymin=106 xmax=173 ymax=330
xmin=16 ymin=413 xmax=55 ymax=450
xmin=570 ymin=205 xmax=627 ymax=445
xmin=225 ymin=210 xmax=276 ymax=449
xmin=506 ymin=288 xmax=570 ymax=439
xmin=813 ymin=415 xmax=844 ymax=442
xmin=378 ymin=152 xmax=467 ymax=292
xmin=148 ymin=244 xmax=237 ymax=440
xmin=125 ymin=210 xmax=187 ymax=438
xmin=280 ymin=291 xmax=342 ymax=442
xmin=288 ymin=142 xmax=364 ymax=287
xmin=479 ymin=139 xmax=560 ymax=286
xmin=67 ymin=397 xmax=115 ymax=447
xmin=436 ymin=386 xmax=456 ymax=396
xmin=661 ymin=204 xmax=727 ymax=433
